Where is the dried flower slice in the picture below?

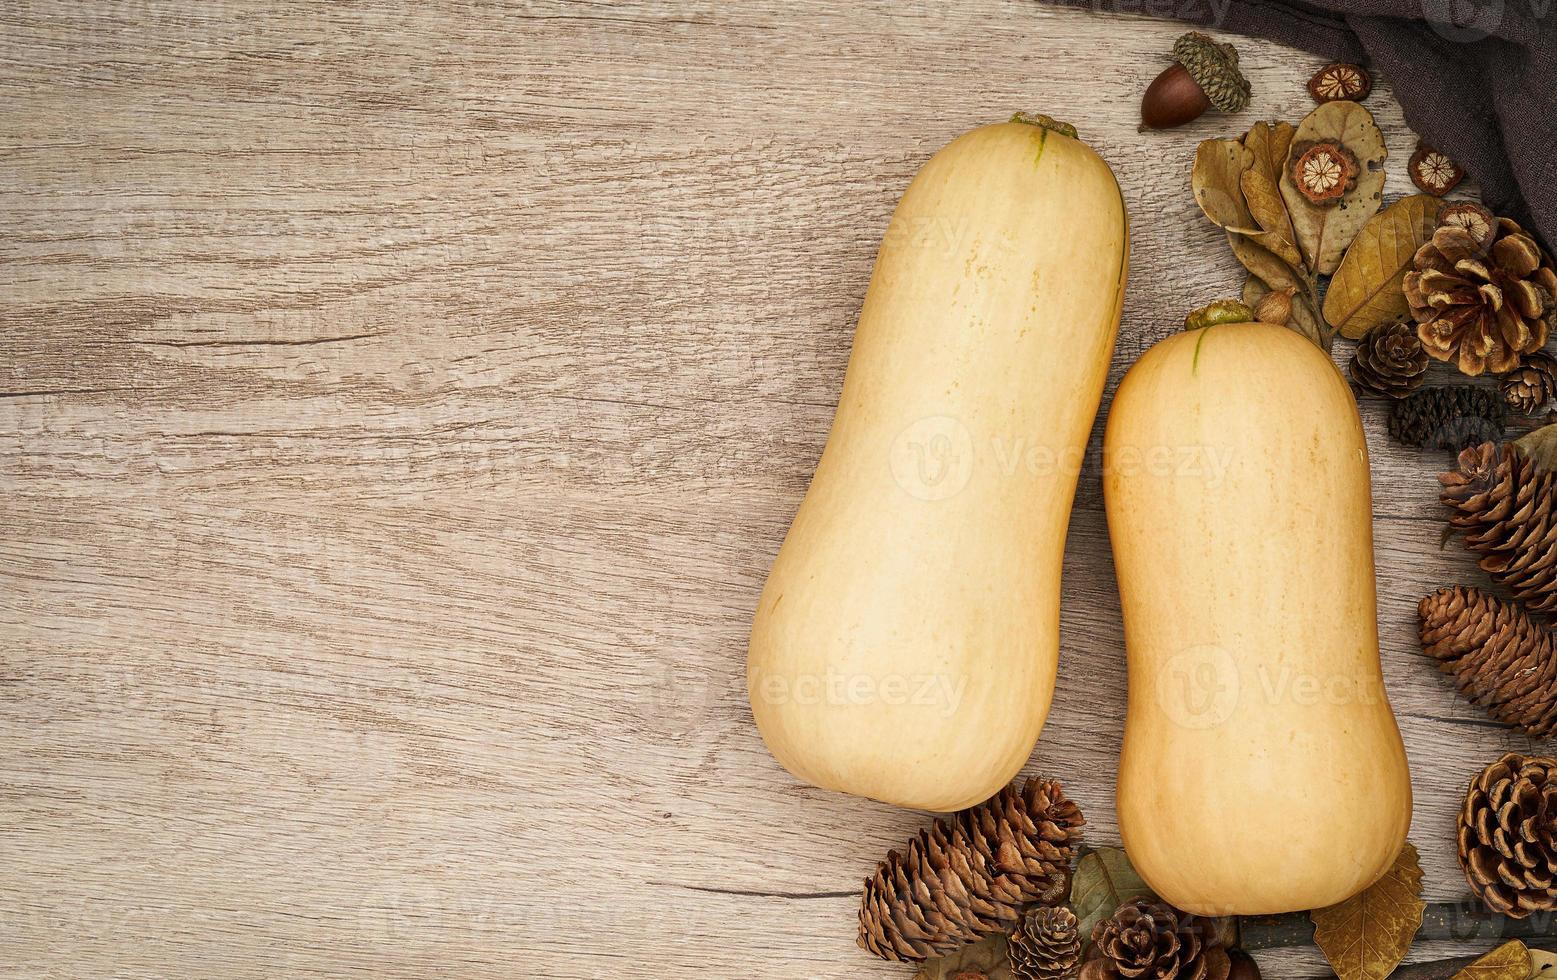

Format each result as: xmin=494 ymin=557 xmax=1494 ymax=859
xmin=1439 ymin=202 xmax=1497 ymax=250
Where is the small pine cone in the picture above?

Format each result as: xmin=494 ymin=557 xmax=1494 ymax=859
xmin=1010 ymin=906 xmax=1082 ymax=980
xmin=1502 ymin=352 xmax=1557 ymax=414
xmin=1439 ymin=442 xmax=1557 ymax=612
xmin=1388 ymin=385 xmax=1506 ymax=450
xmin=1350 ymin=321 xmax=1429 ymax=398
xmin=1090 ymin=898 xmax=1230 ymax=980
xmin=1418 ymin=585 xmax=1557 ymax=736
xmin=1457 ymin=752 xmax=1557 ymax=917
xmin=857 ymin=778 xmax=1085 ymax=962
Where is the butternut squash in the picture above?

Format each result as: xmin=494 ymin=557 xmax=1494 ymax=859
xmin=1104 ymin=318 xmax=1411 ymax=914
xmin=747 ymin=116 xmax=1129 ymax=812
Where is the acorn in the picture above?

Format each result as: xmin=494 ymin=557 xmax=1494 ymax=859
xmin=1140 ymin=32 xmax=1252 ymax=130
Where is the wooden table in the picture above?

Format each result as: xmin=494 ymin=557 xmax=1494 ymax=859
xmin=1 ymin=3 xmax=1528 ymax=977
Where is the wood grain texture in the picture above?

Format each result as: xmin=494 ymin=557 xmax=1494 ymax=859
xmin=0 ymin=2 xmax=1526 ymax=977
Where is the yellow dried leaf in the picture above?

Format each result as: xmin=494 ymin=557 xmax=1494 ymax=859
xmin=1324 ymin=194 xmax=1443 ymax=339
xmin=1450 ymin=941 xmax=1531 ymax=980
xmin=1193 ymin=139 xmax=1256 ymax=233
xmin=1279 ymin=101 xmax=1388 ymax=275
xmin=1311 ymin=842 xmax=1426 ymax=980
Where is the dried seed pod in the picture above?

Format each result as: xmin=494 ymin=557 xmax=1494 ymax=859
xmin=1140 ymin=32 xmax=1251 ymax=130
xmin=1439 ymin=202 xmax=1497 ymax=250
xmin=1410 ymin=142 xmax=1465 ymax=196
xmin=1308 ymin=63 xmax=1372 ymax=102
xmin=1253 ymin=287 xmax=1294 ymax=327
xmin=1291 ymin=140 xmax=1360 ymax=205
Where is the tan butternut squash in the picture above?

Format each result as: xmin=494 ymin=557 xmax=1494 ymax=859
xmin=747 ymin=115 xmax=1128 ymax=812
xmin=1104 ymin=318 xmax=1411 ymax=914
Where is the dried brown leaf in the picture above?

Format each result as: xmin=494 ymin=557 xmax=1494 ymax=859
xmin=1241 ymin=168 xmax=1304 ymax=268
xmin=1450 ymin=941 xmax=1531 ymax=980
xmin=1243 ymin=120 xmax=1295 ymax=189
xmin=1311 ymin=842 xmax=1426 ymax=980
xmin=1324 ymin=194 xmax=1443 ymax=339
xmin=1280 ymin=102 xmax=1388 ymax=275
xmin=1193 ymin=139 xmax=1257 ymax=233
xmin=914 ymin=935 xmax=1014 ymax=980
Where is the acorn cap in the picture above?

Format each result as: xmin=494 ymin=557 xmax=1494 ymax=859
xmin=1174 ymin=32 xmax=1252 ymax=114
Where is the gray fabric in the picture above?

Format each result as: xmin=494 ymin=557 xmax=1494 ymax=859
xmin=1050 ymin=0 xmax=1556 ymax=250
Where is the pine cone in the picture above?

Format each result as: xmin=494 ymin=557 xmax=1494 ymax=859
xmin=1089 ymin=898 xmax=1230 ymax=980
xmin=857 ymin=778 xmax=1085 ymax=962
xmin=1388 ymin=385 xmax=1506 ymax=450
xmin=1350 ymin=321 xmax=1429 ymax=397
xmin=1418 ymin=585 xmax=1557 ymax=736
xmin=1010 ymin=906 xmax=1081 ymax=980
xmin=1406 ymin=215 xmax=1557 ymax=376
xmin=1439 ymin=442 xmax=1557 ymax=611
xmin=1503 ymin=351 xmax=1557 ymax=414
xmin=1458 ymin=752 xmax=1557 ymax=917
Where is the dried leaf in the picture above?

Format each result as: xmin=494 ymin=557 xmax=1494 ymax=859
xmin=1311 ymin=842 xmax=1426 ymax=980
xmin=1241 ymin=168 xmax=1304 ymax=269
xmin=1244 ymin=120 xmax=1295 ymax=190
xmin=1529 ymin=948 xmax=1557 ymax=980
xmin=914 ymin=935 xmax=1013 ymax=980
xmin=1324 ymin=194 xmax=1444 ymax=339
xmin=1228 ymin=232 xmax=1307 ymax=293
xmin=1514 ymin=421 xmax=1557 ymax=473
xmin=1071 ymin=847 xmax=1157 ymax=950
xmin=1450 ymin=941 xmax=1532 ymax=980
xmin=1280 ymin=101 xmax=1388 ymax=275
xmin=1193 ymin=139 xmax=1257 ymax=233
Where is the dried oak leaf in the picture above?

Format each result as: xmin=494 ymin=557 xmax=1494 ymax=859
xmin=1311 ymin=842 xmax=1426 ymax=980
xmin=1279 ymin=101 xmax=1388 ymax=275
xmin=1324 ymin=194 xmax=1445 ymax=339
xmin=1069 ymin=847 xmax=1156 ymax=953
xmin=1449 ymin=941 xmax=1531 ymax=980
xmin=1193 ymin=139 xmax=1257 ymax=233
xmin=916 ymin=935 xmax=1015 ymax=980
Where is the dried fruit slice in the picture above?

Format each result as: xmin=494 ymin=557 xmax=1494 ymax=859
xmin=1439 ymin=202 xmax=1496 ymax=250
xmin=1308 ymin=63 xmax=1372 ymax=103
xmin=1410 ymin=141 xmax=1465 ymax=196
xmin=1291 ymin=140 xmax=1360 ymax=205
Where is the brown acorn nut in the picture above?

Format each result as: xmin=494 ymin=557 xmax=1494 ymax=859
xmin=1410 ymin=141 xmax=1465 ymax=196
xmin=1141 ymin=32 xmax=1251 ymax=130
xmin=1291 ymin=140 xmax=1360 ymax=205
xmin=1308 ymin=63 xmax=1372 ymax=102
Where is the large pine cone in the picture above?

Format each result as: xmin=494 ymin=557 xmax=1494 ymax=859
xmin=1418 ymin=585 xmax=1557 ymax=736
xmin=857 ymin=778 xmax=1085 ymax=962
xmin=1388 ymin=385 xmax=1505 ymax=450
xmin=1350 ymin=321 xmax=1429 ymax=398
xmin=1502 ymin=351 xmax=1557 ymax=414
xmin=1406 ymin=215 xmax=1556 ymax=376
xmin=1439 ymin=441 xmax=1557 ymax=611
xmin=1010 ymin=906 xmax=1082 ymax=980
xmin=1088 ymin=898 xmax=1230 ymax=980
xmin=1458 ymin=753 xmax=1557 ymax=917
